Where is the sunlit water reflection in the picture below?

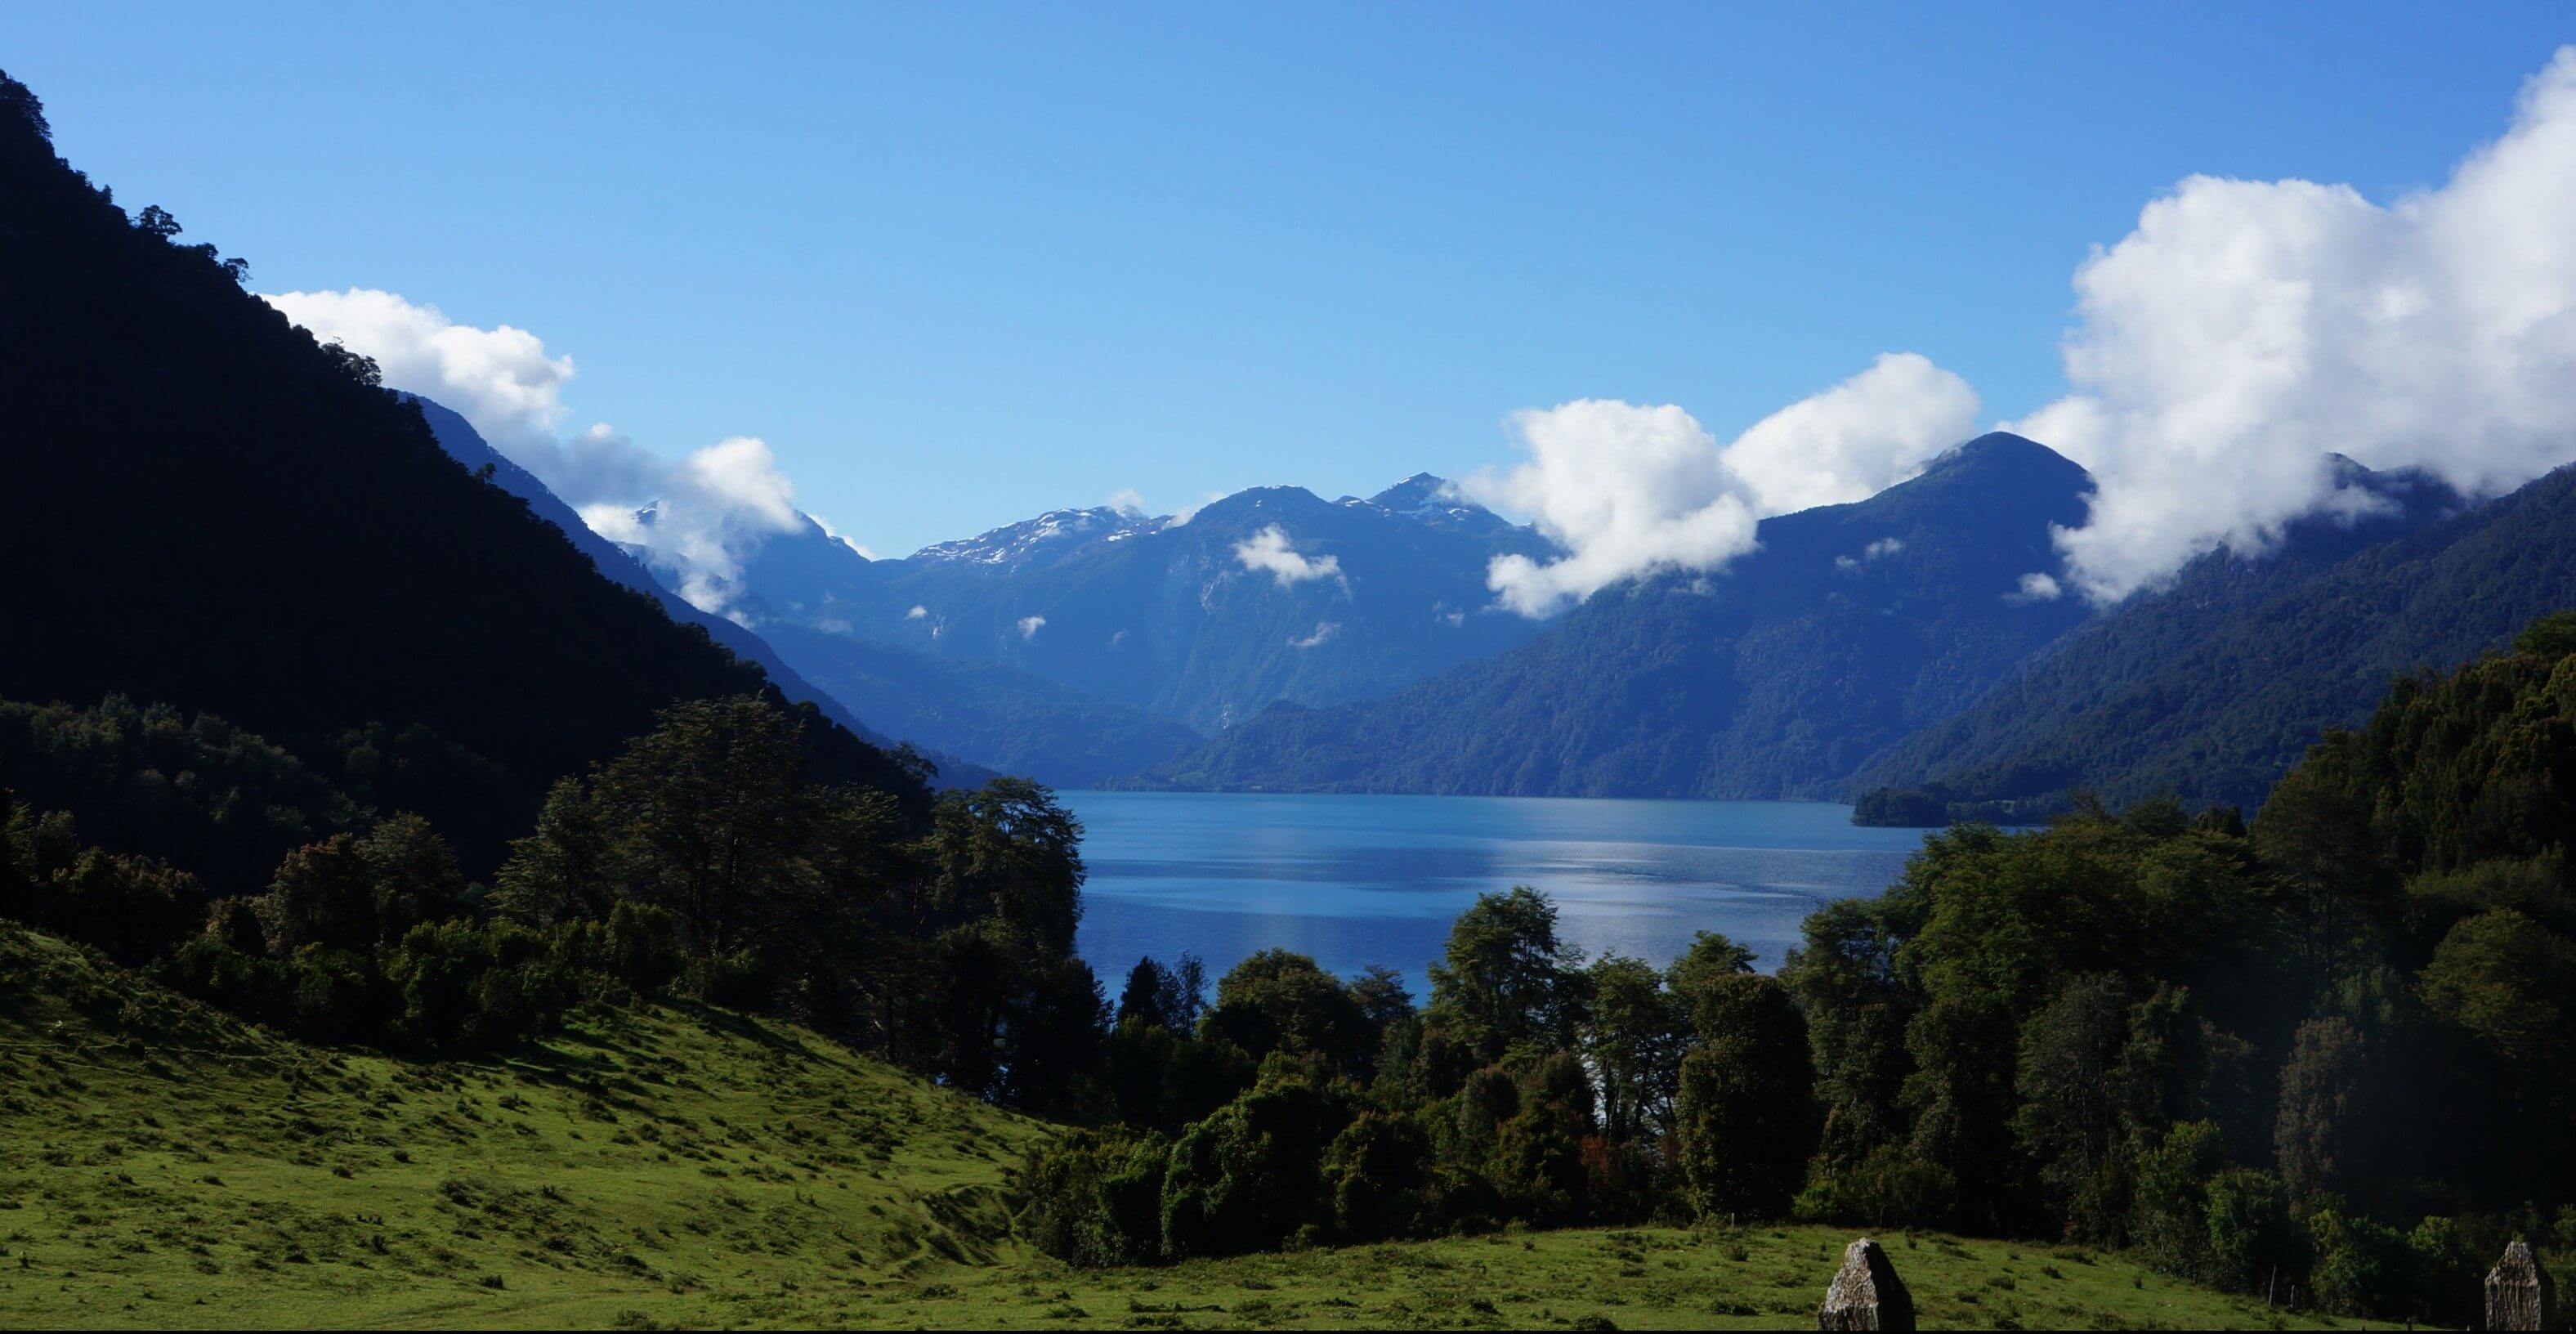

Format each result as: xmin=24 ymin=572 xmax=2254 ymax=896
xmin=1062 ymin=790 xmax=1931 ymax=992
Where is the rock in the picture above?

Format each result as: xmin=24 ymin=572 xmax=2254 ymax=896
xmin=1819 ymin=1237 xmax=1916 ymax=1332
xmin=2485 ymin=1239 xmax=2555 ymax=1332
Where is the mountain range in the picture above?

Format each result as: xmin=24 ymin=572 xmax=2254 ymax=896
xmin=1141 ymin=434 xmax=2099 ymax=798
xmin=417 ymin=392 xmax=2576 ymax=821
xmin=698 ymin=476 xmax=1560 ymax=733
xmin=594 ymin=468 xmax=1563 ymax=784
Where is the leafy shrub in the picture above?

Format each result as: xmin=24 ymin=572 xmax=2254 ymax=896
xmin=1158 ymin=1070 xmax=1354 ymax=1258
xmin=1322 ymin=1110 xmax=1436 ymax=1241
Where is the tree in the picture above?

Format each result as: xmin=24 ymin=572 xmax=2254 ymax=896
xmin=1322 ymin=1110 xmax=1437 ymax=1240
xmin=1778 ymin=897 xmax=1914 ymax=1173
xmin=1203 ymin=948 xmax=1369 ymax=1073
xmin=923 ymin=777 xmax=1084 ymax=956
xmin=356 ymin=812 xmax=468 ymax=932
xmin=1672 ymin=974 xmax=1817 ymax=1220
xmin=10 ymin=846 xmax=203 ymax=965
xmin=1899 ymin=992 xmax=2021 ymax=1230
xmin=2255 ymin=751 xmax=2399 ymax=996
xmin=2419 ymin=907 xmax=2576 ymax=1073
xmin=490 ymin=776 xmax=616 ymax=926
xmin=1581 ymin=953 xmax=1684 ymax=1144
xmin=1116 ymin=953 xmax=1210 ymax=1034
xmin=2274 ymin=1016 xmax=2371 ymax=1204
xmin=1424 ymin=887 xmax=1586 ymax=1073
xmin=2012 ymin=973 xmax=2134 ymax=1238
xmin=253 ymin=834 xmax=387 ymax=956
xmin=586 ymin=696 xmax=815 ymax=958
xmin=1159 ymin=1070 xmax=1355 ymax=1257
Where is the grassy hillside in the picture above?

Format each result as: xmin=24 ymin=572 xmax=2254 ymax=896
xmin=0 ymin=923 xmax=1047 ymax=1329
xmin=1 ymin=924 xmax=2386 ymax=1331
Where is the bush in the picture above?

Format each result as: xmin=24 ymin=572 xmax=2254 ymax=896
xmin=1022 ymin=1131 xmax=1169 ymax=1268
xmin=6 ymin=848 xmax=204 ymax=965
xmin=283 ymin=943 xmax=391 ymax=1044
xmin=2400 ymin=1215 xmax=2480 ymax=1328
xmin=387 ymin=919 xmax=574 ymax=1051
xmin=1322 ymin=1110 xmax=1437 ymax=1241
xmin=2200 ymin=1169 xmax=2296 ymax=1294
xmin=1159 ymin=1071 xmax=1354 ymax=1258
xmin=2304 ymin=1206 xmax=2410 ymax=1318
xmin=1793 ymin=1142 xmax=1957 ymax=1228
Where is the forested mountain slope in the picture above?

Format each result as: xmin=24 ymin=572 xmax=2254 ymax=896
xmin=409 ymin=397 xmax=997 ymax=789
xmin=0 ymin=74 xmax=921 ymax=871
xmin=1853 ymin=459 xmax=2576 ymax=819
xmin=1147 ymin=434 xmax=2095 ymax=797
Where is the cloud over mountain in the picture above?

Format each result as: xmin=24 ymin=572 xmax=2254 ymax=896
xmin=263 ymin=289 xmax=575 ymax=454
xmin=2021 ymin=44 xmax=2576 ymax=601
xmin=1233 ymin=525 xmax=1345 ymax=588
xmin=1466 ymin=355 xmax=1979 ymax=617
xmin=263 ymin=288 xmax=824 ymax=616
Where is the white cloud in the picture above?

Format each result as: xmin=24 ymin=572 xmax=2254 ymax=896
xmin=262 ymin=288 xmax=573 ymax=454
xmin=1837 ymin=537 xmax=1907 ymax=571
xmin=1465 ymin=401 xmax=1759 ymax=617
xmin=682 ymin=436 xmax=799 ymax=531
xmin=262 ymin=288 xmax=860 ymax=616
xmin=566 ymin=435 xmax=804 ymax=613
xmin=1017 ymin=615 xmax=1047 ymax=640
xmin=811 ymin=512 xmax=878 ymax=561
xmin=1233 ymin=525 xmax=1345 ymax=589
xmin=2010 ymin=572 xmax=2064 ymax=602
xmin=1290 ymin=621 xmax=1340 ymax=649
xmin=906 ymin=605 xmax=929 ymax=620
xmin=1465 ymin=357 xmax=1975 ymax=616
xmin=2017 ymin=46 xmax=2576 ymax=600
xmin=1168 ymin=490 xmax=1229 ymax=527
xmin=1107 ymin=487 xmax=1147 ymax=517
xmin=1718 ymin=354 xmax=1981 ymax=514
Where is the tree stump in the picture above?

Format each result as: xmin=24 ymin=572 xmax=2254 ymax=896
xmin=2485 ymin=1239 xmax=2555 ymax=1332
xmin=1819 ymin=1237 xmax=1916 ymax=1332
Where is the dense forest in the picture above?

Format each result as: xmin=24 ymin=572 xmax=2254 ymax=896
xmin=1145 ymin=434 xmax=2093 ymax=798
xmin=1 ymin=692 xmax=1102 ymax=1108
xmin=1020 ymin=611 xmax=2576 ymax=1325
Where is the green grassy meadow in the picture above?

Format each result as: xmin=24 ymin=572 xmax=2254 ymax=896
xmin=0 ymin=925 xmax=2386 ymax=1330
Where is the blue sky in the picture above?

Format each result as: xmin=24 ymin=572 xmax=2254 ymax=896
xmin=11 ymin=2 xmax=2573 ymax=555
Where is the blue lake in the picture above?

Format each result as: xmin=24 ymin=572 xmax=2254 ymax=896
xmin=1062 ymin=790 xmax=1933 ymax=992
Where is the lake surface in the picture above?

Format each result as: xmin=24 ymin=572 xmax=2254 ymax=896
xmin=1062 ymin=790 xmax=1931 ymax=992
